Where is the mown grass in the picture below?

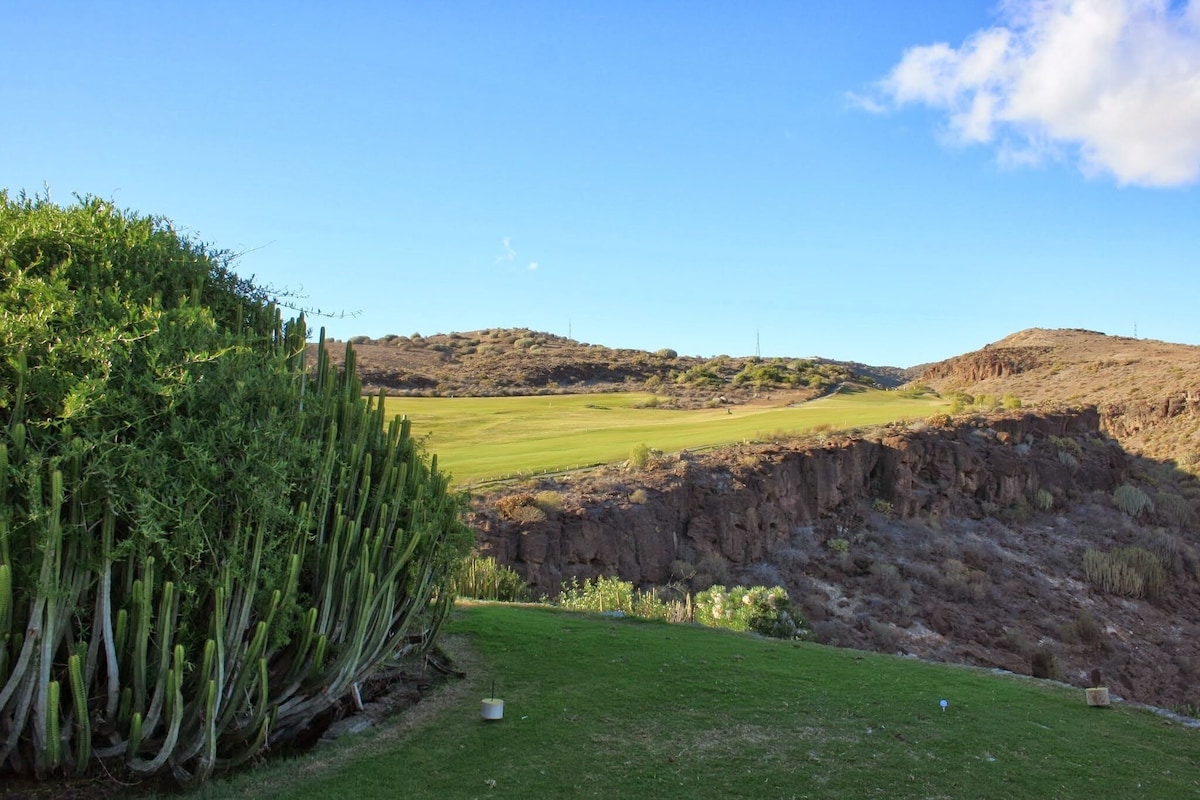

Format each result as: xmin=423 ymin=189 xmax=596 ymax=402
xmin=199 ymin=604 xmax=1198 ymax=800
xmin=386 ymin=387 xmax=947 ymax=484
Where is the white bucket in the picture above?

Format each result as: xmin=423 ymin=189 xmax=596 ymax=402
xmin=481 ymin=698 xmax=504 ymax=720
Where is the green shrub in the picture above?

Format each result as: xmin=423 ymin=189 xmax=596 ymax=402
xmin=674 ymin=365 xmax=724 ymax=387
xmin=973 ymin=394 xmax=999 ymax=411
xmin=629 ymin=442 xmax=652 ymax=469
xmin=0 ymin=194 xmax=470 ymax=781
xmin=1001 ymin=393 xmax=1022 ymax=410
xmin=1113 ymin=484 xmax=1154 ymax=517
xmin=693 ymin=585 xmax=804 ymax=639
xmin=1051 ymin=436 xmax=1083 ymax=456
xmin=1034 ymin=489 xmax=1054 ymax=511
xmin=1058 ymin=450 xmax=1080 ymax=472
xmin=454 ymin=555 xmax=530 ymax=602
xmin=945 ymin=391 xmax=973 ymax=414
xmin=1083 ymin=547 xmax=1167 ymax=598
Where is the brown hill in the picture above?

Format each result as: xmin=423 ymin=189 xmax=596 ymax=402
xmin=310 ymin=327 xmax=910 ymax=403
xmin=918 ymin=328 xmax=1200 ymax=467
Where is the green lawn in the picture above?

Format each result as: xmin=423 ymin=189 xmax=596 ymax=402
xmin=385 ymin=388 xmax=948 ymax=485
xmin=199 ymin=604 xmax=1200 ymax=800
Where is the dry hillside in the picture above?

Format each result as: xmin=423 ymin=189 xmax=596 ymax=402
xmin=918 ymin=328 xmax=1200 ymax=467
xmin=310 ymin=327 xmax=910 ymax=402
xmin=336 ymin=326 xmax=1200 ymax=713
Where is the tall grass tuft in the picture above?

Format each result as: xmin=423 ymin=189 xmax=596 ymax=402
xmin=455 ymin=555 xmax=530 ymax=602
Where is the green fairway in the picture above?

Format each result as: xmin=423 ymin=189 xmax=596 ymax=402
xmin=384 ymin=387 xmax=948 ymax=485
xmin=199 ymin=604 xmax=1200 ymax=800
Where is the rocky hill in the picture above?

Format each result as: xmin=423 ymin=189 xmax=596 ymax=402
xmin=333 ymin=326 xmax=1200 ymax=712
xmin=311 ymin=327 xmax=911 ymax=401
xmin=918 ymin=328 xmax=1200 ymax=466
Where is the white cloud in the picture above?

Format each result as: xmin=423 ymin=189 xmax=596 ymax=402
xmin=528 ymin=261 xmax=539 ymax=271
xmin=496 ymin=236 xmax=516 ymax=263
xmin=867 ymin=0 xmax=1200 ymax=186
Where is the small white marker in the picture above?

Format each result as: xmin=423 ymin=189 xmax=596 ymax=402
xmin=940 ymin=699 xmax=949 ymax=712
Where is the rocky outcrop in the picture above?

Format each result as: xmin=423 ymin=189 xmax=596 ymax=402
xmin=919 ymin=346 xmax=1052 ymax=384
xmin=1099 ymin=392 xmax=1200 ymax=439
xmin=471 ymin=410 xmax=1128 ymax=593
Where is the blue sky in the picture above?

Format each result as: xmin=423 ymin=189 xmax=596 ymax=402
xmin=5 ymin=1 xmax=1198 ymax=367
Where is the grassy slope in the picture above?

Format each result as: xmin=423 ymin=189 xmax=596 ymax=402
xmin=385 ymin=388 xmax=947 ymax=485
xmin=202 ymin=605 xmax=1198 ymax=800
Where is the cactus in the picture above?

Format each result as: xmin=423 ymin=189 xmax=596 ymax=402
xmin=0 ymin=196 xmax=470 ymax=782
xmin=46 ymin=681 xmax=61 ymax=771
xmin=68 ymin=655 xmax=90 ymax=775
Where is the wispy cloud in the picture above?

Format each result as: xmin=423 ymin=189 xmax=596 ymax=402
xmin=528 ymin=261 xmax=539 ymax=271
xmin=860 ymin=0 xmax=1200 ymax=187
xmin=496 ymin=236 xmax=516 ymax=263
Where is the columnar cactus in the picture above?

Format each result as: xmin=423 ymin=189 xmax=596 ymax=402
xmin=0 ymin=193 xmax=469 ymax=783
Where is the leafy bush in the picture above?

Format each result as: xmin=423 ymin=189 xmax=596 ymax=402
xmin=693 ymin=585 xmax=804 ymax=639
xmin=1113 ymin=484 xmax=1154 ymax=517
xmin=1001 ymin=393 xmax=1022 ymax=410
xmin=1083 ymin=547 xmax=1167 ymax=598
xmin=674 ymin=365 xmax=724 ymax=388
xmin=629 ymin=442 xmax=652 ymax=469
xmin=0 ymin=195 xmax=470 ymax=782
xmin=1034 ymin=489 xmax=1054 ymax=511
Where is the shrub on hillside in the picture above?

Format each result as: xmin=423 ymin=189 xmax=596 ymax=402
xmin=1113 ymin=484 xmax=1154 ymax=517
xmin=693 ymin=585 xmax=804 ymax=639
xmin=1083 ymin=547 xmax=1167 ymax=598
xmin=1155 ymin=491 xmax=1196 ymax=527
xmin=496 ymin=492 xmax=548 ymax=522
xmin=629 ymin=442 xmax=652 ymax=469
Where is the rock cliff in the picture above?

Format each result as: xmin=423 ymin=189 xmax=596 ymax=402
xmin=472 ymin=409 xmax=1127 ymax=592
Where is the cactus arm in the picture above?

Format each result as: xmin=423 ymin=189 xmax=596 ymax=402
xmin=68 ymin=654 xmax=90 ymax=775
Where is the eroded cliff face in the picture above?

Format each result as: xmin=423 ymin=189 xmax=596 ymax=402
xmin=472 ymin=410 xmax=1127 ymax=593
xmin=919 ymin=346 xmax=1051 ymax=383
